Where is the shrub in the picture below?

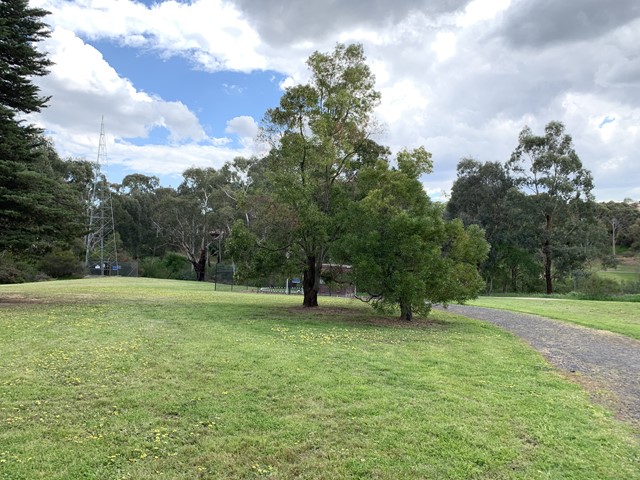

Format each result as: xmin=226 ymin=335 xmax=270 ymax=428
xmin=0 ymin=253 xmax=41 ymax=284
xmin=0 ymin=254 xmax=26 ymax=284
xmin=140 ymin=253 xmax=192 ymax=280
xmin=601 ymin=255 xmax=619 ymax=270
xmin=621 ymin=279 xmax=640 ymax=295
xmin=39 ymin=249 xmax=84 ymax=279
xmin=578 ymin=274 xmax=622 ymax=297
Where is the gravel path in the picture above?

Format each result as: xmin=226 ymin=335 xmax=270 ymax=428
xmin=443 ymin=305 xmax=640 ymax=426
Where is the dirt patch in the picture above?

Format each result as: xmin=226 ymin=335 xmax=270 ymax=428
xmin=284 ymin=306 xmax=448 ymax=329
xmin=0 ymin=294 xmax=49 ymax=306
xmin=618 ymin=255 xmax=640 ymax=267
xmin=557 ymin=369 xmax=639 ymax=428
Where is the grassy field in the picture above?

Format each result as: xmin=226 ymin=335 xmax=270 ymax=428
xmin=596 ymin=256 xmax=640 ymax=283
xmin=1 ymin=278 xmax=639 ymax=479
xmin=470 ymin=297 xmax=640 ymax=340
xmin=598 ymin=266 xmax=640 ymax=283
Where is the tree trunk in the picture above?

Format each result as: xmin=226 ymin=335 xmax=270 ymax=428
xmin=400 ymin=302 xmax=412 ymax=321
xmin=544 ymin=214 xmax=553 ymax=294
xmin=302 ymin=255 xmax=319 ymax=307
xmin=543 ymin=240 xmax=553 ymax=294
xmin=611 ymin=220 xmax=617 ymax=257
xmin=194 ymin=248 xmax=207 ymax=281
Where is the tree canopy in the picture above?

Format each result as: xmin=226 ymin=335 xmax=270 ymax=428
xmin=0 ymin=1 xmax=88 ymax=255
xmin=338 ymin=149 xmax=488 ymax=320
xmin=256 ymin=43 xmax=386 ymax=307
xmin=226 ymin=43 xmax=490 ymax=318
xmin=448 ymin=121 xmax=598 ymax=294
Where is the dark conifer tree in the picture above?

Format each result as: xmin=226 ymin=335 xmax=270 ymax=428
xmin=0 ymin=1 xmax=86 ymax=255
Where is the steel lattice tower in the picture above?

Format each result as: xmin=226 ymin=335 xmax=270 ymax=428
xmin=85 ymin=117 xmax=119 ymax=276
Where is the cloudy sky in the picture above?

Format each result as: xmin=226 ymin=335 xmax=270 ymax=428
xmin=28 ymin=0 xmax=640 ymax=201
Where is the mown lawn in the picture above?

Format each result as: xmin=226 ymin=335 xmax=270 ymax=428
xmin=595 ymin=256 xmax=640 ymax=283
xmin=1 ymin=278 xmax=638 ymax=479
xmin=597 ymin=266 xmax=640 ymax=283
xmin=470 ymin=297 xmax=640 ymax=340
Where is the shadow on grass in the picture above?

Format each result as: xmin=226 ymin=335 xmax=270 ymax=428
xmin=283 ymin=305 xmax=452 ymax=330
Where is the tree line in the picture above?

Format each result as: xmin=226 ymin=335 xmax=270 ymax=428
xmin=2 ymin=1 xmax=639 ymax=318
xmin=446 ymin=129 xmax=640 ymax=295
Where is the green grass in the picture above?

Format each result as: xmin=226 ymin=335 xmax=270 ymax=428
xmin=595 ymin=258 xmax=640 ymax=283
xmin=1 ymin=278 xmax=638 ymax=479
xmin=470 ymin=296 xmax=640 ymax=340
xmin=597 ymin=268 xmax=640 ymax=283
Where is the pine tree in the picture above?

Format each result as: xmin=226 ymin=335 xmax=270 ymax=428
xmin=0 ymin=0 xmax=52 ymax=117
xmin=0 ymin=1 xmax=86 ymax=256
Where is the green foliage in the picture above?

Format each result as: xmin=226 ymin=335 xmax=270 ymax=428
xmin=338 ymin=152 xmax=489 ymax=320
xmin=227 ymin=218 xmax=298 ymax=287
xmin=578 ymin=274 xmax=623 ymax=298
xmin=38 ymin=248 xmax=84 ymax=279
xmin=0 ymin=252 xmax=35 ymax=283
xmin=601 ymin=255 xmax=619 ymax=270
xmin=448 ymin=122 xmax=598 ymax=295
xmin=112 ymin=174 xmax=164 ymax=258
xmin=149 ymin=164 xmax=249 ymax=281
xmin=509 ymin=121 xmax=595 ymax=294
xmin=620 ymin=279 xmax=640 ymax=295
xmin=447 ymin=159 xmax=529 ymax=293
xmin=140 ymin=253 xmax=192 ymax=280
xmin=598 ymin=201 xmax=640 ymax=253
xmin=0 ymin=1 xmax=88 ymax=261
xmin=0 ymin=0 xmax=52 ymax=116
xmin=396 ymin=146 xmax=433 ymax=177
xmin=0 ymin=140 xmax=89 ymax=254
xmin=259 ymin=43 xmax=386 ymax=306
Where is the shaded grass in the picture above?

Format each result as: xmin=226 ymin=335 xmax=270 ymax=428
xmin=470 ymin=296 xmax=640 ymax=340
xmin=0 ymin=278 xmax=638 ymax=479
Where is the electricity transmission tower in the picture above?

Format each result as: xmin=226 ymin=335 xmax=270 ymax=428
xmin=85 ymin=117 xmax=119 ymax=276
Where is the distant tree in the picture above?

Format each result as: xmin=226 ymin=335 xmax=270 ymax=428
xmin=598 ymin=201 xmax=640 ymax=254
xmin=154 ymin=167 xmax=238 ymax=281
xmin=508 ymin=121 xmax=595 ymax=294
xmin=629 ymin=221 xmax=640 ymax=251
xmin=112 ymin=174 xmax=166 ymax=258
xmin=447 ymin=159 xmax=525 ymax=292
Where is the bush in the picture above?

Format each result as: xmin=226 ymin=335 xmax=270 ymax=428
xmin=0 ymin=253 xmax=41 ymax=284
xmin=601 ymin=255 xmax=619 ymax=270
xmin=0 ymin=254 xmax=26 ymax=284
xmin=140 ymin=253 xmax=192 ymax=280
xmin=39 ymin=249 xmax=85 ymax=279
xmin=621 ymin=279 xmax=640 ymax=295
xmin=578 ymin=274 xmax=623 ymax=297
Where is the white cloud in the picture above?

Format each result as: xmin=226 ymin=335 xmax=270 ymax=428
xmin=456 ymin=0 xmax=512 ymax=28
xmin=225 ymin=116 xmax=259 ymax=139
xmin=560 ymin=92 xmax=640 ymax=198
xmin=377 ymin=79 xmax=430 ymax=128
xmin=35 ymin=27 xmax=205 ymax=142
xmin=431 ymin=32 xmax=457 ymax=62
xmin=110 ymin=141 xmax=242 ymax=176
xmin=25 ymin=0 xmax=640 ymax=201
xmin=33 ymin=0 xmax=266 ymax=72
